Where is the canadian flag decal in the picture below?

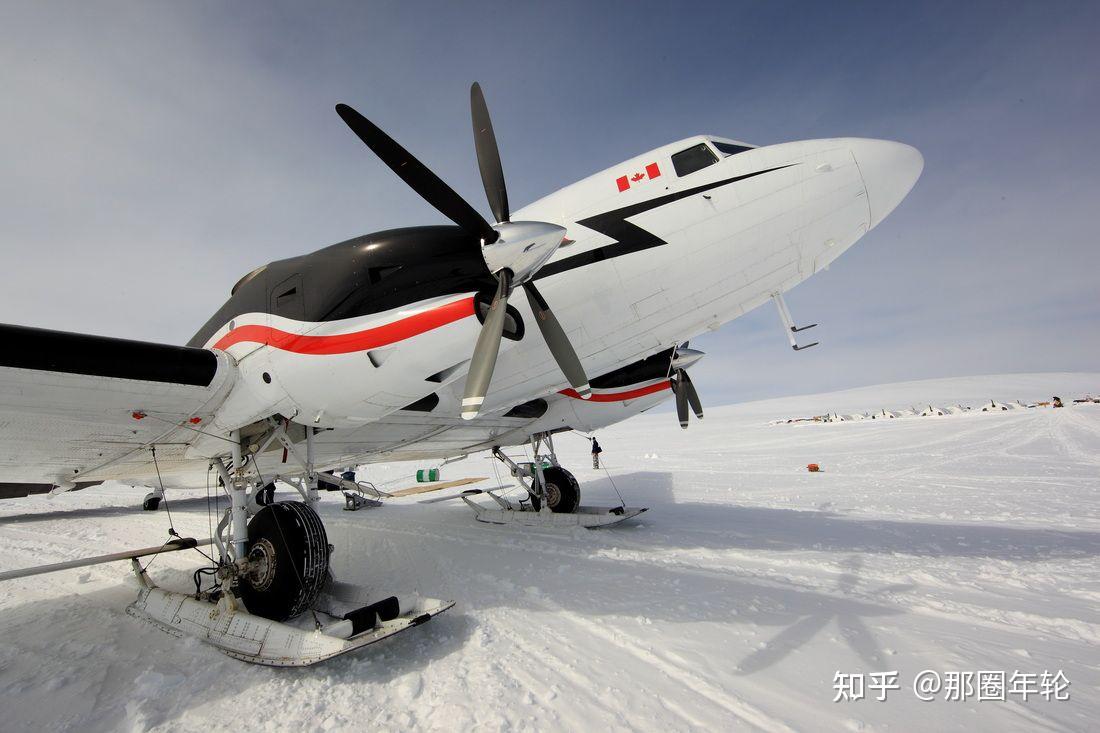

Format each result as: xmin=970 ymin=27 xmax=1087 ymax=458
xmin=616 ymin=162 xmax=661 ymax=192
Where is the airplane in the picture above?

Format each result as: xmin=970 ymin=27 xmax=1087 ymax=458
xmin=0 ymin=82 xmax=922 ymax=665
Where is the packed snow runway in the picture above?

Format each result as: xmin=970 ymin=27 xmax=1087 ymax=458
xmin=1 ymin=373 xmax=1097 ymax=731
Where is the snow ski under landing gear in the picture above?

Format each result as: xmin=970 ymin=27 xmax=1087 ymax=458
xmin=456 ymin=432 xmax=646 ymax=528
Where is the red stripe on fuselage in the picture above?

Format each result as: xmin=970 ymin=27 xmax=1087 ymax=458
xmin=560 ymin=380 xmax=671 ymax=402
xmin=211 ymin=297 xmax=476 ymax=355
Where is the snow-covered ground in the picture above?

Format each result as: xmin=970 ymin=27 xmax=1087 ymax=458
xmin=1 ymin=372 xmax=1098 ymax=732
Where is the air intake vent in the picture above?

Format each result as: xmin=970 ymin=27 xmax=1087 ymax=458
xmin=504 ymin=398 xmax=548 ymax=419
xmin=401 ymin=393 xmax=440 ymax=412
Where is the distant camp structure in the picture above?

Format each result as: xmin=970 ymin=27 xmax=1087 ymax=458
xmin=771 ymin=392 xmax=1096 ymax=426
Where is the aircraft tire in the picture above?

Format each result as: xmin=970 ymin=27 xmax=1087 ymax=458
xmin=532 ymin=466 xmax=580 ymax=514
xmin=238 ymin=501 xmax=330 ymax=621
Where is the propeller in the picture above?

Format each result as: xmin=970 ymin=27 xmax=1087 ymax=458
xmin=336 ymin=83 xmax=591 ymax=420
xmin=462 ymin=269 xmax=511 ymax=419
xmin=335 ymin=103 xmax=497 ymax=245
xmin=669 ymin=345 xmax=705 ymax=429
xmin=471 ymin=82 xmax=508 ymax=225
xmin=522 ymin=281 xmax=591 ymax=400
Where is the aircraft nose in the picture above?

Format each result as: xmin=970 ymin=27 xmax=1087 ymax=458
xmin=849 ymin=139 xmax=923 ymax=229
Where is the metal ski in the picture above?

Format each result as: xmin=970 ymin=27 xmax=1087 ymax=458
xmin=458 ymin=487 xmax=647 ymax=528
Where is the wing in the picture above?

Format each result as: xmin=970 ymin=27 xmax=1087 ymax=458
xmin=0 ymin=323 xmax=678 ymax=495
xmin=0 ymin=323 xmax=235 ymax=495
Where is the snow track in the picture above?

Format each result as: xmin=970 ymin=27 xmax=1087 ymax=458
xmin=0 ymin=373 xmax=1097 ymax=731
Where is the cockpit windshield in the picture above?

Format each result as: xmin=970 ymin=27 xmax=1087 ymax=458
xmin=712 ymin=140 xmax=754 ymax=157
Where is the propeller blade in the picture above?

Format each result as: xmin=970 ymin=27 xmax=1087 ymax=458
xmin=672 ymin=371 xmax=690 ymax=429
xmin=522 ymin=282 xmax=590 ymax=398
xmin=335 ymin=103 xmax=498 ymax=244
xmin=470 ymin=82 xmax=509 ymax=225
xmin=681 ymin=370 xmax=704 ymax=419
xmin=462 ymin=270 xmax=512 ymax=419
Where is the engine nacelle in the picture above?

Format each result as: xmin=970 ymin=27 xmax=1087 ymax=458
xmin=207 ymin=295 xmax=489 ymax=431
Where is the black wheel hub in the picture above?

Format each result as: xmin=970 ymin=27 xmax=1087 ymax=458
xmin=246 ymin=538 xmax=278 ymax=592
xmin=545 ymin=481 xmax=562 ymax=508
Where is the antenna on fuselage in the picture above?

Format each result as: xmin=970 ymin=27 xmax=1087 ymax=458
xmin=772 ymin=291 xmax=819 ymax=351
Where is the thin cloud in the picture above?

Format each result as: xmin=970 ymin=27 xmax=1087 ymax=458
xmin=0 ymin=2 xmax=1096 ymax=402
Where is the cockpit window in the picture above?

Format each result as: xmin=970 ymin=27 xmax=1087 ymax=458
xmin=713 ymin=141 xmax=754 ymax=157
xmin=671 ymin=143 xmax=719 ymax=177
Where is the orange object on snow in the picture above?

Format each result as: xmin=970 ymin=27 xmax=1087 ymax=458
xmin=807 ymin=463 xmax=821 ymax=473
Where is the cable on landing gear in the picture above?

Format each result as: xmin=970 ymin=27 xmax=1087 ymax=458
xmin=141 ymin=445 xmax=216 ymax=573
xmin=192 ymin=565 xmax=220 ymax=600
xmin=569 ymin=430 xmax=626 ymax=511
xmin=150 ymin=446 xmax=179 ymax=540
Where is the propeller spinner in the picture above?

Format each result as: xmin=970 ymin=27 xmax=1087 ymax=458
xmin=336 ymin=83 xmax=591 ymax=420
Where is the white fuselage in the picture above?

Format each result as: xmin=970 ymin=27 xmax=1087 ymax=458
xmin=192 ymin=135 xmax=921 ymax=465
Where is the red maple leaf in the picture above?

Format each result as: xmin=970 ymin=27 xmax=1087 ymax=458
xmin=631 ymin=172 xmax=645 ymax=182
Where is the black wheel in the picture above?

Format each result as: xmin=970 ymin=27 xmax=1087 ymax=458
xmin=253 ymin=482 xmax=276 ymax=507
xmin=142 ymin=494 xmax=161 ymax=511
xmin=531 ymin=466 xmax=580 ymax=514
xmin=238 ymin=501 xmax=330 ymax=621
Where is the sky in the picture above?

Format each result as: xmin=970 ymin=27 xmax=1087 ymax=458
xmin=0 ymin=1 xmax=1097 ymax=404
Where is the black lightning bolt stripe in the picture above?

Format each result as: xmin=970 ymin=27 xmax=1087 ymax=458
xmin=534 ymin=164 xmax=796 ymax=280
